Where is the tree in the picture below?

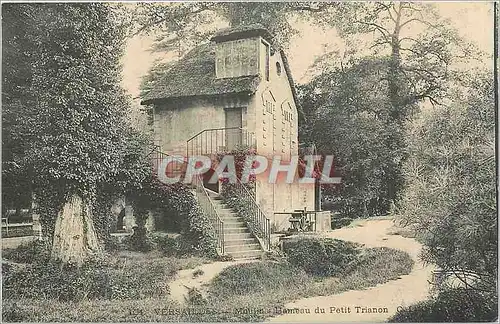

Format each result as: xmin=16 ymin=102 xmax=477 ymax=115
xmin=132 ymin=2 xmax=337 ymax=51
xmin=313 ymin=2 xmax=479 ymax=109
xmin=300 ymin=2 xmax=481 ymax=215
xmin=398 ymin=70 xmax=496 ymax=293
xmin=299 ymin=57 xmax=404 ymax=217
xmin=2 ymin=3 xmax=135 ymax=265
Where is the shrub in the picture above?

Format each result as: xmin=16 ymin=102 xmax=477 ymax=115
xmin=2 ymin=260 xmax=111 ymax=301
xmin=2 ymin=251 xmax=196 ymax=302
xmin=283 ymin=237 xmax=361 ymax=277
xmin=208 ymin=261 xmax=310 ymax=299
xmin=184 ymin=204 xmax=218 ymax=258
xmin=153 ymin=234 xmax=179 ymax=256
xmin=123 ymin=226 xmax=154 ymax=252
xmin=345 ymin=247 xmax=414 ymax=285
xmin=331 ymin=216 xmax=353 ymax=229
xmin=2 ymin=240 xmax=51 ymax=264
xmin=388 ymin=288 xmax=498 ymax=322
xmin=2 ymin=301 xmax=28 ymax=322
xmin=397 ymin=77 xmax=496 ymax=293
xmin=152 ymin=233 xmax=194 ymax=257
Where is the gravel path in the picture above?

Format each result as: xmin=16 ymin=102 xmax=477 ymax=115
xmin=266 ymin=219 xmax=436 ymax=322
xmin=168 ymin=259 xmax=258 ymax=304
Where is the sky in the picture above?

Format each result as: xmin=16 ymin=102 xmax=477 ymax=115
xmin=121 ymin=2 xmax=494 ymax=127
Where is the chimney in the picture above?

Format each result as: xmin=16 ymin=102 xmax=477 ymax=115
xmin=212 ymin=25 xmax=273 ymax=79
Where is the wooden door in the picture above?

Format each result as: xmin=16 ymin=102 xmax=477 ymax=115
xmin=225 ymin=108 xmax=242 ymax=151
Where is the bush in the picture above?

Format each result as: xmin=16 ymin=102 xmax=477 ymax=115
xmin=397 ymin=77 xmax=496 ymax=293
xmin=2 ymin=240 xmax=51 ymax=264
xmin=389 ymin=288 xmax=498 ymax=322
xmin=2 ymin=251 xmax=194 ymax=302
xmin=184 ymin=204 xmax=218 ymax=258
xmin=331 ymin=216 xmax=353 ymax=229
xmin=123 ymin=225 xmax=156 ymax=252
xmin=208 ymin=261 xmax=310 ymax=299
xmin=152 ymin=233 xmax=194 ymax=257
xmin=283 ymin=237 xmax=361 ymax=277
xmin=2 ymin=260 xmax=111 ymax=301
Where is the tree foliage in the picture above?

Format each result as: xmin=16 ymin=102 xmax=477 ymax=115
xmin=397 ymin=71 xmax=496 ymax=293
xmin=297 ymin=2 xmax=482 ymax=218
xmin=299 ymin=58 xmax=407 ymax=217
xmin=132 ymin=2 xmax=337 ymax=50
xmin=2 ymin=3 xmax=146 ymax=263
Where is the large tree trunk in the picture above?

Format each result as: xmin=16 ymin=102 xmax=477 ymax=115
xmin=51 ymin=194 xmax=101 ymax=265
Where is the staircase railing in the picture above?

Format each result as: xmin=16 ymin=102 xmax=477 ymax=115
xmin=194 ymin=174 xmax=225 ymax=255
xmin=150 ymin=145 xmax=185 ymax=178
xmin=229 ymin=178 xmax=271 ymax=251
xmin=186 ymin=127 xmax=256 ymax=158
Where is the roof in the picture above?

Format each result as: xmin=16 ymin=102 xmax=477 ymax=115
xmin=141 ymin=26 xmax=300 ymax=109
xmin=141 ymin=42 xmax=260 ymax=105
xmin=211 ymin=24 xmax=273 ymax=43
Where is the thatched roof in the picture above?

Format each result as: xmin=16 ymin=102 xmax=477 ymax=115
xmin=141 ymin=26 xmax=299 ymax=107
xmin=211 ymin=24 xmax=273 ymax=43
xmin=141 ymin=43 xmax=260 ymax=105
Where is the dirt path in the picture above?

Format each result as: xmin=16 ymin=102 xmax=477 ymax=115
xmin=267 ymin=219 xmax=436 ymax=322
xmin=168 ymin=259 xmax=257 ymax=304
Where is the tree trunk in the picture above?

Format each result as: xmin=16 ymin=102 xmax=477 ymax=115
xmin=51 ymin=194 xmax=101 ymax=265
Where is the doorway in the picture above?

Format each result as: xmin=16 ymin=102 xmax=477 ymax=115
xmin=225 ymin=108 xmax=242 ymax=151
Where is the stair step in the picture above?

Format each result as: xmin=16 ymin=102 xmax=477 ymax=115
xmin=224 ymin=227 xmax=250 ymax=234
xmin=225 ymin=243 xmax=261 ymax=253
xmin=221 ymin=213 xmax=242 ymax=218
xmin=215 ymin=208 xmax=234 ymax=213
xmin=224 ymin=232 xmax=254 ymax=240
xmin=223 ymin=222 xmax=245 ymax=227
xmin=217 ymin=209 xmax=238 ymax=215
xmin=226 ymin=249 xmax=263 ymax=260
xmin=224 ymin=238 xmax=259 ymax=246
xmin=223 ymin=219 xmax=245 ymax=224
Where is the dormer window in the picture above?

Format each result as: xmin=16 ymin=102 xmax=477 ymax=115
xmin=215 ymin=38 xmax=258 ymax=78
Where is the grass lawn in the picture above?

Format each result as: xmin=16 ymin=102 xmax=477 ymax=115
xmin=180 ymin=246 xmax=414 ymax=322
xmin=2 ymin=249 xmax=208 ymax=322
xmin=3 ymin=243 xmax=413 ymax=322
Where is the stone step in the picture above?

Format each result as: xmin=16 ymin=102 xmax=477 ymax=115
xmin=223 ymin=221 xmax=246 ymax=228
xmin=224 ymin=238 xmax=259 ymax=246
xmin=222 ymin=219 xmax=245 ymax=225
xmin=223 ymin=232 xmax=254 ymax=240
xmin=217 ymin=210 xmax=238 ymax=216
xmin=218 ymin=210 xmax=238 ymax=215
xmin=226 ymin=249 xmax=263 ymax=260
xmin=225 ymin=243 xmax=261 ymax=253
xmin=214 ymin=207 xmax=234 ymax=213
xmin=224 ymin=226 xmax=250 ymax=234
xmin=221 ymin=216 xmax=243 ymax=221
xmin=219 ymin=213 xmax=241 ymax=219
xmin=222 ymin=220 xmax=245 ymax=226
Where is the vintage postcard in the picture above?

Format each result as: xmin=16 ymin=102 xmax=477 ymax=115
xmin=2 ymin=1 xmax=498 ymax=322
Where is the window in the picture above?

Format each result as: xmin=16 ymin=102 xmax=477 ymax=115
xmin=263 ymin=41 xmax=270 ymax=81
xmin=276 ymin=62 xmax=282 ymax=76
xmin=265 ymin=100 xmax=274 ymax=114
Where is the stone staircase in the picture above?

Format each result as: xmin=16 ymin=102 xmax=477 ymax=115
xmin=207 ymin=191 xmax=264 ymax=260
